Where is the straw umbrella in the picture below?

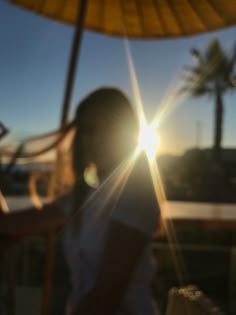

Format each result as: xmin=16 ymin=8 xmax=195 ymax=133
xmin=5 ymin=1 xmax=236 ymax=314
xmin=7 ymin=0 xmax=236 ymax=127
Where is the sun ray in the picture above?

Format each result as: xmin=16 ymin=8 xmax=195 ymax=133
xmin=150 ymin=86 xmax=189 ymax=132
xmin=147 ymin=40 xmax=228 ymax=133
xmin=87 ymin=150 xmax=139 ymax=219
xmin=124 ymin=39 xmax=146 ymax=127
xmin=124 ymin=38 xmax=190 ymax=284
xmin=57 ymin=149 xmax=139 ymax=238
xmin=148 ymin=158 xmax=188 ymax=284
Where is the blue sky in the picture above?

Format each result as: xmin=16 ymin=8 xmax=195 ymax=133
xmin=1 ymin=1 xmax=236 ymax=155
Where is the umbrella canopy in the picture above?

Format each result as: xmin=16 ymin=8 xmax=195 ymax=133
xmin=8 ymin=0 xmax=236 ymax=38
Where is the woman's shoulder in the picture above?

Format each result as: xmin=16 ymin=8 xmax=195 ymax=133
xmin=121 ymin=152 xmax=156 ymax=202
xmin=112 ymin=152 xmax=160 ymax=235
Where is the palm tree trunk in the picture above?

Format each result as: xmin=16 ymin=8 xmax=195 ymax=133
xmin=213 ymin=87 xmax=223 ymax=161
xmin=208 ymin=87 xmax=225 ymax=202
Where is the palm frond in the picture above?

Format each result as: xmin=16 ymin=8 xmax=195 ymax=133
xmin=177 ymin=86 xmax=191 ymax=96
xmin=179 ymin=38 xmax=236 ymax=98
xmin=190 ymin=85 xmax=212 ymax=96
xmin=183 ymin=65 xmax=202 ymax=75
xmin=205 ymin=39 xmax=222 ymax=62
xmin=180 ymin=75 xmax=197 ymax=82
xmin=179 ymin=83 xmax=211 ymax=97
xmin=228 ymin=76 xmax=236 ymax=88
xmin=191 ymin=48 xmax=204 ymax=64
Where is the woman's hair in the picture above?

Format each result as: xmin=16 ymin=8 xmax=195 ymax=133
xmin=71 ymin=87 xmax=139 ymax=221
xmin=72 ymin=87 xmax=138 ymax=179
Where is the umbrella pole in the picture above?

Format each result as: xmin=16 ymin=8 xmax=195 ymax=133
xmin=41 ymin=2 xmax=88 ymax=315
xmin=61 ymin=0 xmax=88 ymax=126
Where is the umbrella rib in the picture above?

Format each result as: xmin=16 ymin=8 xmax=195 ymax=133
xmin=185 ymin=0 xmax=209 ymax=31
xmin=57 ymin=0 xmax=67 ymax=21
xmin=151 ymin=0 xmax=166 ymax=36
xmin=205 ymin=0 xmax=226 ymax=26
xmin=38 ymin=0 xmax=47 ymax=14
xmin=136 ymin=0 xmax=146 ymax=36
xmin=120 ymin=0 xmax=129 ymax=37
xmin=28 ymin=0 xmax=35 ymax=11
xmin=101 ymin=0 xmax=106 ymax=34
xmin=165 ymin=0 xmax=185 ymax=35
xmin=37 ymin=0 xmax=67 ymax=21
xmin=22 ymin=0 xmax=36 ymax=11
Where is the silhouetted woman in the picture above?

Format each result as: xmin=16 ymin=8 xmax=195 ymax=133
xmin=0 ymin=87 xmax=160 ymax=315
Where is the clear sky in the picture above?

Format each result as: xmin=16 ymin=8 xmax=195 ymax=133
xmin=1 ymin=1 xmax=236 ymax=155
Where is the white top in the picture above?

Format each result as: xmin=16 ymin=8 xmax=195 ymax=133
xmin=62 ymin=155 xmax=160 ymax=315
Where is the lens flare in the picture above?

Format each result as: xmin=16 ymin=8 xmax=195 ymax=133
xmin=138 ymin=122 xmax=159 ymax=161
xmin=84 ymin=163 xmax=100 ymax=188
xmin=124 ymin=38 xmax=189 ymax=284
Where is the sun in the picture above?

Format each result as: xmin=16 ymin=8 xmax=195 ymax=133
xmin=138 ymin=122 xmax=159 ymax=161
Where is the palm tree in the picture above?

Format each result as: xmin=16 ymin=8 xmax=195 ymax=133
xmin=180 ymin=38 xmax=236 ymax=161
